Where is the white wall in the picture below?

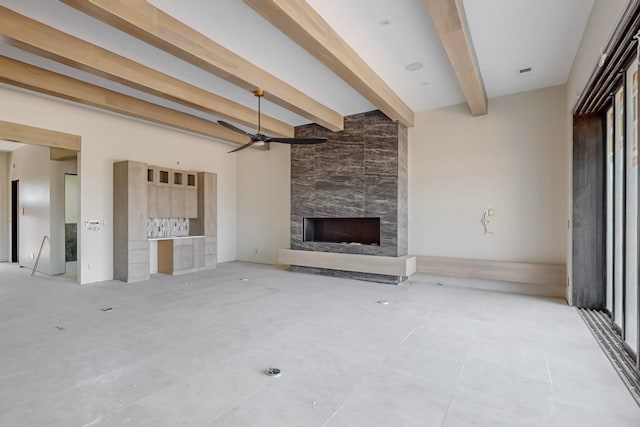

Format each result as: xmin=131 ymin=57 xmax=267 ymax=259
xmin=9 ymin=144 xmax=52 ymax=272
xmin=0 ymin=152 xmax=8 ymax=262
xmin=235 ymin=142 xmax=290 ymax=264
xmin=408 ymin=85 xmax=567 ymax=264
xmin=0 ymin=84 xmax=238 ymax=284
xmin=565 ymin=0 xmax=629 ymax=302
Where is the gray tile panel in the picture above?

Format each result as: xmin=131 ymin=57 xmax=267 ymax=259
xmin=291 ymin=110 xmax=408 ymax=265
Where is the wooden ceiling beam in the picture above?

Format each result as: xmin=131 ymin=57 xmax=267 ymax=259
xmin=0 ymin=56 xmax=258 ymax=148
xmin=60 ymin=0 xmax=344 ymax=132
xmin=244 ymin=0 xmax=415 ymax=127
xmin=424 ymin=0 xmax=487 ymax=116
xmin=50 ymin=147 xmax=78 ymax=161
xmin=0 ymin=120 xmax=81 ymax=151
xmin=0 ymin=6 xmax=292 ymax=137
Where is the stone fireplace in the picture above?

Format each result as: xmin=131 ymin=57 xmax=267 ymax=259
xmin=283 ymin=110 xmax=413 ymax=283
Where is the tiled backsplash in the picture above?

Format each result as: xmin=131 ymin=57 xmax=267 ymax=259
xmin=147 ymin=218 xmax=189 ymax=238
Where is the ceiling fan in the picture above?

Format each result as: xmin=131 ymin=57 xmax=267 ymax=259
xmin=219 ymin=89 xmax=328 ymax=153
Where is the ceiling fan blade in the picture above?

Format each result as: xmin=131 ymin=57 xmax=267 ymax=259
xmin=221 ymin=92 xmax=326 ymax=152
xmin=264 ymin=137 xmax=328 ymax=145
xmin=218 ymin=120 xmax=257 ymax=138
xmin=228 ymin=140 xmax=257 ymax=153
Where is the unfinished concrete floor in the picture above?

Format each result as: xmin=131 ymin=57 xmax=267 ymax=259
xmin=0 ymin=262 xmax=638 ymax=426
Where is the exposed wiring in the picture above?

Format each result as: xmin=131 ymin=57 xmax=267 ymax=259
xmin=481 ymin=209 xmax=493 ymax=235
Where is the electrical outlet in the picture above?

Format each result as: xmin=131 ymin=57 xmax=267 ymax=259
xmin=30 ymin=253 xmax=34 ymax=259
xmin=253 ymin=248 xmax=258 ymax=255
xmin=87 ymin=263 xmax=91 ymax=270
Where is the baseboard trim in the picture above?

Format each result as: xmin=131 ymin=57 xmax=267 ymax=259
xmin=416 ymin=256 xmax=566 ymax=297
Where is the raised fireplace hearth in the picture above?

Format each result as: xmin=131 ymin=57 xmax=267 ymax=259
xmin=303 ymin=217 xmax=380 ymax=245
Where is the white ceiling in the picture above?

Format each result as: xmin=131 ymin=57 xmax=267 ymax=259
xmin=463 ymin=0 xmax=595 ymax=99
xmin=0 ymin=0 xmax=594 ymax=130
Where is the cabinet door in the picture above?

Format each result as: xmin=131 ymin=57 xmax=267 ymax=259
xmin=147 ymin=167 xmax=157 ymax=218
xmin=156 ymin=168 xmax=171 ymax=218
xmin=193 ymin=238 xmax=205 ymax=268
xmin=171 ymin=170 xmax=186 ymax=218
xmin=171 ymin=187 xmax=186 ymax=218
xmin=147 ymin=185 xmax=157 ymax=218
xmin=156 ymin=186 xmax=171 ymax=218
xmin=185 ymin=188 xmax=197 ymax=218
xmin=185 ymin=172 xmax=198 ymax=218
xmin=173 ymin=238 xmax=194 ymax=271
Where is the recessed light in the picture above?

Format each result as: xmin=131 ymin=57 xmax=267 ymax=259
xmin=405 ymin=62 xmax=423 ymax=71
xmin=379 ymin=19 xmax=391 ymax=26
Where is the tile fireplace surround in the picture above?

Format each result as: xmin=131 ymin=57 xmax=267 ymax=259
xmin=288 ymin=110 xmax=411 ymax=284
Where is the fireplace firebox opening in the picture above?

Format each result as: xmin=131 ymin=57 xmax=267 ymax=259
xmin=303 ymin=217 xmax=381 ymax=245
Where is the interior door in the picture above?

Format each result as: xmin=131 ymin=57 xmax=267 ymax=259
xmin=614 ymin=86 xmax=625 ymax=333
xmin=624 ymin=62 xmax=638 ymax=355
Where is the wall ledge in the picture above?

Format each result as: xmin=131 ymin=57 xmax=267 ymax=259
xmin=416 ymin=256 xmax=566 ymax=298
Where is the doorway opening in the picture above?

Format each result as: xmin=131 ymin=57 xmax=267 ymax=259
xmin=11 ymin=180 xmax=18 ymax=263
xmin=0 ymin=121 xmax=81 ymax=283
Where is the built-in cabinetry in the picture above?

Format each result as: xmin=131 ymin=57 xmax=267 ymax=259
xmin=190 ymin=172 xmax=217 ymax=268
xmin=114 ymin=161 xmax=217 ymax=282
xmin=147 ymin=166 xmax=198 ymax=219
xmin=114 ymin=160 xmax=150 ymax=282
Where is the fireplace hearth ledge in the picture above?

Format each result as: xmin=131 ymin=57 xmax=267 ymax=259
xmin=279 ymin=249 xmax=416 ymax=283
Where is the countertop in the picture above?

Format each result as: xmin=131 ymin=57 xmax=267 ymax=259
xmin=148 ymin=235 xmax=205 ymax=241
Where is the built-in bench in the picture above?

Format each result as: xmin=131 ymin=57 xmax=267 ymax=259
xmin=416 ymin=256 xmax=566 ymax=298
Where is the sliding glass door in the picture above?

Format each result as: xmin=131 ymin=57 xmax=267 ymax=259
xmin=614 ymin=86 xmax=625 ymax=333
xmin=606 ymin=106 xmax=614 ymax=316
xmin=625 ymin=62 xmax=639 ymax=355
